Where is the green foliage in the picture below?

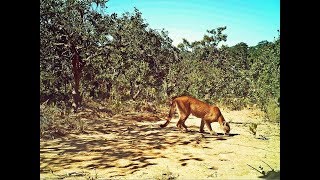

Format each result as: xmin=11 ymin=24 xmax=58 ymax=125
xmin=40 ymin=0 xmax=280 ymax=123
xmin=217 ymin=97 xmax=250 ymax=111
xmin=265 ymin=98 xmax=280 ymax=122
xmin=40 ymin=102 xmax=65 ymax=139
xmin=40 ymin=101 xmax=87 ymax=139
xmin=247 ymin=38 xmax=280 ymax=111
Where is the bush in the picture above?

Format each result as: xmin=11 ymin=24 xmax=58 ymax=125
xmin=40 ymin=102 xmax=87 ymax=139
xmin=40 ymin=102 xmax=65 ymax=139
xmin=217 ymin=97 xmax=250 ymax=110
xmin=265 ymin=98 xmax=280 ymax=122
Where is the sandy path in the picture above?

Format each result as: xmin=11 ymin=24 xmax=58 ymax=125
xmin=40 ymin=108 xmax=280 ymax=179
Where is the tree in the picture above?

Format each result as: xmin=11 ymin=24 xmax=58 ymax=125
xmin=40 ymin=0 xmax=111 ymax=111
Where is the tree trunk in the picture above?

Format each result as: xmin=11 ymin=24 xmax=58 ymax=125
xmin=71 ymin=43 xmax=85 ymax=112
xmin=130 ymin=81 xmax=141 ymax=100
xmin=63 ymin=76 xmax=68 ymax=105
xmin=130 ymin=81 xmax=134 ymax=99
xmin=105 ymin=81 xmax=112 ymax=99
xmin=132 ymin=89 xmax=141 ymax=100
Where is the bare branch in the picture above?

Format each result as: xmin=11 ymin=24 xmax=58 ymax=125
xmin=247 ymin=164 xmax=264 ymax=175
xmin=261 ymin=160 xmax=274 ymax=171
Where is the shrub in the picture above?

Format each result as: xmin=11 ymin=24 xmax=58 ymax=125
xmin=265 ymin=98 xmax=280 ymax=122
xmin=40 ymin=102 xmax=88 ymax=139
xmin=40 ymin=102 xmax=65 ymax=139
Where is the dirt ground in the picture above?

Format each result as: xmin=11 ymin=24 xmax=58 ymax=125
xmin=40 ymin=107 xmax=280 ymax=179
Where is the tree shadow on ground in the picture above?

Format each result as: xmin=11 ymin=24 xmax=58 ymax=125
xmin=40 ymin=112 xmax=236 ymax=177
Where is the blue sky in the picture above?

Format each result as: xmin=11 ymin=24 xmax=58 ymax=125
xmin=104 ymin=0 xmax=279 ymax=47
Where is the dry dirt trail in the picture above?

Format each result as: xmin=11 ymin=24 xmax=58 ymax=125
xmin=40 ymin=108 xmax=280 ymax=179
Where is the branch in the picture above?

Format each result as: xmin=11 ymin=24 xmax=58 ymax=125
xmin=84 ymin=48 xmax=111 ymax=61
xmin=247 ymin=164 xmax=265 ymax=175
xmin=132 ymin=89 xmax=141 ymax=100
xmin=261 ymin=160 xmax=274 ymax=171
xmin=53 ymin=42 xmax=69 ymax=47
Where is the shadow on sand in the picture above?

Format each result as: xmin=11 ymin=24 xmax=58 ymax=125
xmin=40 ymin=112 xmax=236 ymax=177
